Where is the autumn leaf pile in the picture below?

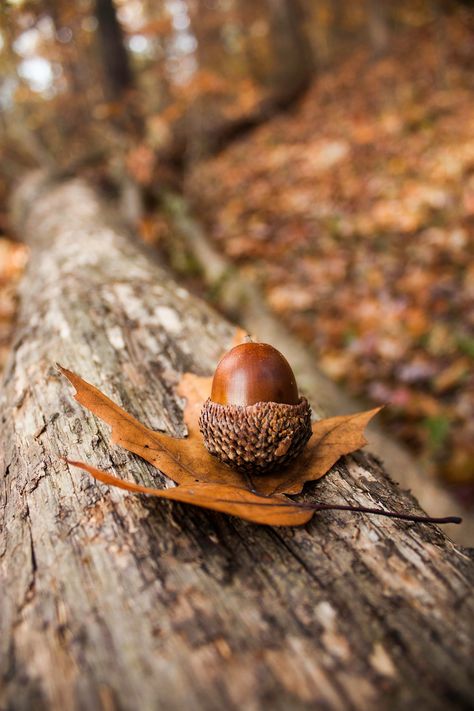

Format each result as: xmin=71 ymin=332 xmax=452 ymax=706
xmin=185 ymin=15 xmax=474 ymax=493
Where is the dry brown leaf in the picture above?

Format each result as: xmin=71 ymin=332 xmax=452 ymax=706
xmin=58 ymin=365 xmax=248 ymax=488
xmin=59 ymin=366 xmax=380 ymax=499
xmin=57 ymin=331 xmax=249 ymax=488
xmin=60 ymin=369 xmax=461 ymax=528
xmin=58 ymin=365 xmax=219 ymax=487
xmin=65 ymin=457 xmax=461 ymax=529
xmin=65 ymin=459 xmax=314 ymax=527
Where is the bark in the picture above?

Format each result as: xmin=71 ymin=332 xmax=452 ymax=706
xmin=1 ymin=173 xmax=474 ymax=711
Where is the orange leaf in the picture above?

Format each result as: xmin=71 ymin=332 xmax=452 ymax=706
xmin=66 ymin=459 xmax=314 ymax=527
xmin=58 ymin=330 xmax=249 ymax=488
xmin=58 ymin=365 xmax=247 ymax=488
xmin=59 ymin=367 xmax=380 ymax=497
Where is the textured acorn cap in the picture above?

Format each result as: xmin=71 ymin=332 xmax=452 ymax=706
xmin=199 ymin=396 xmax=312 ymax=475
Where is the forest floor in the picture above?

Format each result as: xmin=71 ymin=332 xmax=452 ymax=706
xmin=183 ymin=15 xmax=474 ymax=502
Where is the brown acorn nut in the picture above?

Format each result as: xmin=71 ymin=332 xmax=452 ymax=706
xmin=199 ymin=342 xmax=312 ymax=474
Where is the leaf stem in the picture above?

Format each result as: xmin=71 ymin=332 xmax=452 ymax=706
xmin=308 ymin=502 xmax=461 ymax=525
xmin=214 ymin=494 xmax=461 ymax=525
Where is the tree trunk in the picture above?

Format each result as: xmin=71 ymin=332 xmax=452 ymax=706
xmin=367 ymin=0 xmax=389 ymax=55
xmin=1 ymin=173 xmax=473 ymax=711
xmin=264 ymin=0 xmax=314 ymax=98
xmin=94 ymin=0 xmax=133 ymax=100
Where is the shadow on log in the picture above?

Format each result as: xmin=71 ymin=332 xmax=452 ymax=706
xmin=1 ymin=173 xmax=473 ymax=711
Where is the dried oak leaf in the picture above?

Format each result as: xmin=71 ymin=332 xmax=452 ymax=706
xmin=58 ymin=366 xmax=244 ymax=488
xmin=65 ymin=459 xmax=313 ymax=527
xmin=58 ymin=366 xmax=380 ymax=500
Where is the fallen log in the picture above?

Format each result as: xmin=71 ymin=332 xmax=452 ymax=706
xmin=1 ymin=173 xmax=473 ymax=711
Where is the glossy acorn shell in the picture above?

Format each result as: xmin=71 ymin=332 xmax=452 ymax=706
xmin=210 ymin=343 xmax=299 ymax=407
xmin=199 ymin=343 xmax=312 ymax=474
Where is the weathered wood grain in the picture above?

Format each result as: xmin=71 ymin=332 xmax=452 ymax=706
xmin=1 ymin=173 xmax=473 ymax=711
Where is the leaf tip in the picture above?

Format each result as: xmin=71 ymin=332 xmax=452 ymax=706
xmin=62 ymin=456 xmax=78 ymax=468
xmin=56 ymin=363 xmax=72 ymax=379
xmin=56 ymin=364 xmax=81 ymax=397
xmin=364 ymin=405 xmax=385 ymax=425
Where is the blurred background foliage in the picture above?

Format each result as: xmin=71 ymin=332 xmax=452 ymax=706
xmin=0 ymin=0 xmax=473 ymax=501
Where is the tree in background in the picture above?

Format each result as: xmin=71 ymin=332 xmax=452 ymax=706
xmin=94 ymin=0 xmax=133 ymax=100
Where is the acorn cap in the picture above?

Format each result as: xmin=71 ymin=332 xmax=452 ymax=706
xmin=199 ymin=342 xmax=312 ymax=474
xmin=199 ymin=396 xmax=312 ymax=474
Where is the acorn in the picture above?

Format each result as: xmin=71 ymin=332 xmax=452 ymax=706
xmin=199 ymin=341 xmax=312 ymax=474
